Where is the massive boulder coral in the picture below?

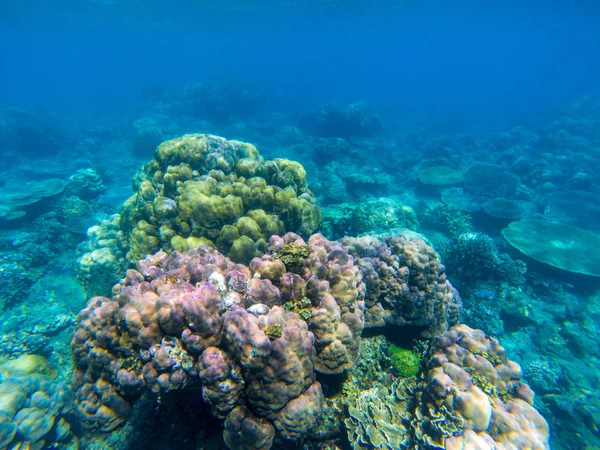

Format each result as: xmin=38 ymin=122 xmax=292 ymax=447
xmin=413 ymin=324 xmax=550 ymax=449
xmin=71 ymin=232 xmax=363 ymax=448
xmin=76 ymin=214 xmax=128 ymax=297
xmin=269 ymin=232 xmax=366 ymax=373
xmin=333 ymin=329 xmax=550 ymax=450
xmin=342 ymin=233 xmax=461 ymax=338
xmin=77 ymin=134 xmax=321 ymax=295
xmin=0 ymin=355 xmax=75 ymax=450
xmin=72 ymin=233 xmax=551 ymax=449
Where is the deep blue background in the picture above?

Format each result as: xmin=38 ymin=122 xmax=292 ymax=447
xmin=1 ymin=1 xmax=599 ymax=130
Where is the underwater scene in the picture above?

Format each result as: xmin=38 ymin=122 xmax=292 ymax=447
xmin=1 ymin=1 xmax=599 ymax=449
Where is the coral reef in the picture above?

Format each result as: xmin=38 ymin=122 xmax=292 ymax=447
xmin=540 ymin=190 xmax=600 ymax=231
xmin=444 ymin=232 xmax=527 ymax=289
xmin=317 ymin=326 xmax=550 ymax=450
xmin=0 ymin=108 xmax=66 ymax=158
xmin=323 ymin=197 xmax=419 ymax=239
xmin=0 ymin=255 xmax=30 ymax=309
xmin=132 ymin=116 xmax=165 ymax=157
xmin=463 ymin=163 xmax=521 ymax=199
xmin=71 ymin=232 xmax=364 ymax=448
xmin=419 ymin=202 xmax=472 ymax=240
xmin=0 ymin=354 xmax=75 ymax=450
xmin=310 ymin=137 xmax=351 ymax=165
xmin=8 ymin=88 xmax=600 ymax=450
xmin=418 ymin=165 xmax=464 ymax=187
xmin=0 ymin=178 xmax=65 ymax=222
xmin=69 ymin=218 xmax=550 ymax=450
xmin=141 ymin=81 xmax=268 ymax=126
xmin=77 ymin=134 xmax=322 ymax=296
xmin=412 ymin=324 xmax=549 ymax=449
xmin=76 ymin=214 xmax=129 ymax=297
xmin=342 ymin=233 xmax=462 ymax=338
xmin=64 ymin=168 xmax=106 ymax=200
xmin=345 ymin=377 xmax=414 ymax=450
xmin=312 ymin=160 xmax=394 ymax=206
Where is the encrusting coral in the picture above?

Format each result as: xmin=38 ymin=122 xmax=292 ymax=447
xmin=77 ymin=134 xmax=322 ymax=296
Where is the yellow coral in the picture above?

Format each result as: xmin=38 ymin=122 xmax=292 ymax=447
xmin=171 ymin=235 xmax=215 ymax=252
xmin=90 ymin=134 xmax=320 ymax=274
xmin=0 ymin=355 xmax=57 ymax=378
xmin=230 ymin=235 xmax=258 ymax=264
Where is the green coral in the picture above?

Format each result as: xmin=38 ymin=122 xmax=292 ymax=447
xmin=78 ymin=134 xmax=322 ymax=292
xmin=272 ymin=243 xmax=309 ymax=274
xmin=388 ymin=344 xmax=421 ymax=378
xmin=229 ymin=236 xmax=264 ymax=264
xmin=284 ymin=297 xmax=313 ymax=322
xmin=427 ymin=203 xmax=472 ymax=239
xmin=264 ymin=323 xmax=282 ymax=340
xmin=122 ymin=134 xmax=320 ymax=263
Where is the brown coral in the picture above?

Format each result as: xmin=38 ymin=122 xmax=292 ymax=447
xmin=412 ymin=324 xmax=549 ymax=449
xmin=342 ymin=233 xmax=461 ymax=338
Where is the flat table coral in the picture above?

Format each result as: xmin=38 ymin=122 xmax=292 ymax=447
xmin=0 ymin=177 xmax=65 ymax=221
xmin=502 ymin=219 xmax=600 ymax=276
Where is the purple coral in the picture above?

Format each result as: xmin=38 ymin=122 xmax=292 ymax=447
xmin=342 ymin=234 xmax=461 ymax=338
xmin=71 ymin=233 xmax=548 ymax=450
xmin=265 ymin=233 xmax=366 ymax=373
xmin=199 ymin=346 xmax=245 ymax=418
xmin=72 ymin=236 xmax=343 ymax=448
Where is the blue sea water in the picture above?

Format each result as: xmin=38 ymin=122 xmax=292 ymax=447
xmin=0 ymin=1 xmax=599 ymax=449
